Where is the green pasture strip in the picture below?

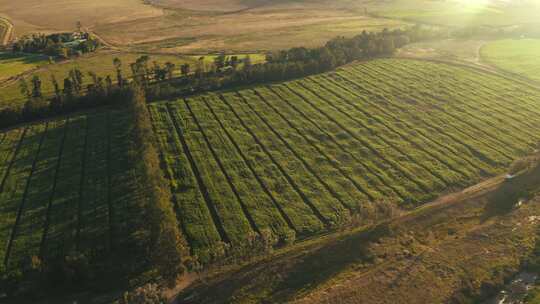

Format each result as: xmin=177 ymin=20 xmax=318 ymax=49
xmin=78 ymin=112 xmax=110 ymax=255
xmin=268 ymin=83 xmax=412 ymax=204
xmin=168 ymin=101 xmax=253 ymax=245
xmin=148 ymin=104 xmax=222 ymax=262
xmin=285 ymin=80 xmax=434 ymax=203
xmin=246 ymin=87 xmax=374 ymax=211
xmin=337 ymin=66 xmax=510 ymax=169
xmin=41 ymin=116 xmax=86 ymax=259
xmin=221 ymin=92 xmax=348 ymax=226
xmin=0 ymin=123 xmax=47 ymax=267
xmin=302 ymin=75 xmax=465 ymax=189
xmin=188 ymin=96 xmax=294 ymax=242
xmin=316 ymin=73 xmax=483 ymax=183
xmin=205 ymin=94 xmax=325 ymax=235
xmin=367 ymin=61 xmax=532 ymax=156
xmin=7 ymin=120 xmax=66 ymax=268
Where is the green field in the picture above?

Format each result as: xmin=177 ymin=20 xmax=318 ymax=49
xmin=0 ymin=110 xmax=142 ymax=272
xmin=147 ymin=59 xmax=540 ymax=262
xmin=0 ymin=52 xmax=49 ymax=81
xmin=481 ymin=39 xmax=540 ymax=82
xmin=2 ymin=58 xmax=540 ymax=268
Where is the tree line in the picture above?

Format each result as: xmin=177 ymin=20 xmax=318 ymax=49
xmin=0 ymin=85 xmax=189 ymax=298
xmin=0 ymin=25 xmax=442 ymax=130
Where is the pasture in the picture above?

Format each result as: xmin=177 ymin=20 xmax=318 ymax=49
xmin=0 ymin=52 xmax=49 ymax=82
xmin=481 ymin=39 xmax=540 ymax=82
xmin=2 ymin=58 xmax=540 ymax=268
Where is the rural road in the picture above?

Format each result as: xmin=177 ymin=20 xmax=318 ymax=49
xmin=0 ymin=17 xmax=13 ymax=46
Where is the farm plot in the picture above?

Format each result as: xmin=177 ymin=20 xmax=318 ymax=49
xmin=0 ymin=110 xmax=140 ymax=271
xmin=150 ymin=58 xmax=540 ymax=259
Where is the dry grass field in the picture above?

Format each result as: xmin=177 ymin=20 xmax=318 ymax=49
xmin=0 ymin=0 xmax=163 ymax=36
xmin=0 ymin=0 xmax=405 ymax=53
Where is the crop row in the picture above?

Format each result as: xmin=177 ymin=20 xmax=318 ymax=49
xmin=0 ymin=111 xmax=138 ymax=269
xmin=150 ymin=59 xmax=540 ymax=259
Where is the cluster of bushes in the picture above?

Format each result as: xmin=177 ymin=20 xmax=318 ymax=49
xmin=12 ymin=31 xmax=100 ymax=58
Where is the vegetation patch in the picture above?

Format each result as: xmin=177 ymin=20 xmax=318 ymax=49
xmin=482 ymin=39 xmax=540 ymax=82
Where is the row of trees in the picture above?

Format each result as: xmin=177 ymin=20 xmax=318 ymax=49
xmin=145 ymin=25 xmax=445 ymax=99
xmin=125 ymin=86 xmax=190 ymax=286
xmin=12 ymin=32 xmax=100 ymax=58
xmin=1 ymin=25 xmax=439 ymax=129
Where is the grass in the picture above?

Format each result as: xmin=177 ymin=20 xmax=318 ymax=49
xmin=146 ymin=58 xmax=540 ymax=261
xmin=0 ymin=109 xmax=141 ymax=272
xmin=3 ymin=58 xmax=540 ymax=277
xmin=481 ymin=39 xmax=540 ymax=82
xmin=0 ymin=52 xmax=49 ymax=81
xmin=176 ymin=162 xmax=540 ymax=303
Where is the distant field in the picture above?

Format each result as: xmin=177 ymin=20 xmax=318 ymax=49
xmin=96 ymin=9 xmax=405 ymax=53
xmin=148 ymin=59 xmax=540 ymax=261
xmin=3 ymin=59 xmax=540 ymax=266
xmin=0 ymin=0 xmax=163 ymax=36
xmin=371 ymin=0 xmax=540 ymax=27
xmin=0 ymin=52 xmax=49 ymax=82
xmin=0 ymin=110 xmax=140 ymax=271
xmin=481 ymin=39 xmax=540 ymax=82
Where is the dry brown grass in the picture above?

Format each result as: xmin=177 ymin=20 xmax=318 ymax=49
xmin=0 ymin=0 xmax=163 ymax=36
xmin=94 ymin=8 xmax=404 ymax=53
xmin=0 ymin=0 xmax=403 ymax=53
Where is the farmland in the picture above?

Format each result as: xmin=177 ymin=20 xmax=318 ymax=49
xmin=481 ymin=39 xmax=540 ymax=82
xmin=2 ymin=58 xmax=539 ymax=267
xmin=0 ymin=52 xmax=196 ymax=108
xmin=148 ymin=58 xmax=540 ymax=262
xmin=0 ymin=52 xmax=48 ymax=82
xmin=0 ymin=109 xmax=142 ymax=272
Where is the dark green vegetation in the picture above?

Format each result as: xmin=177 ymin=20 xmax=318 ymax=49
xmin=2 ymin=57 xmax=540 ymax=300
xmin=148 ymin=58 xmax=540 ymax=263
xmin=0 ymin=90 xmax=188 ymax=296
xmin=177 ymin=154 xmax=540 ymax=304
xmin=0 ymin=26 xmax=423 ymax=129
